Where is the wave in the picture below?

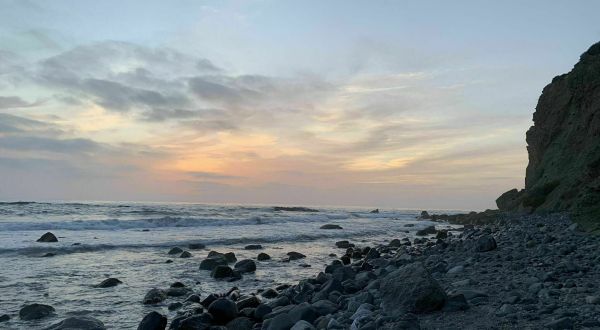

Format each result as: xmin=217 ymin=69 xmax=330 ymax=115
xmin=0 ymin=225 xmax=411 ymax=256
xmin=0 ymin=213 xmax=356 ymax=231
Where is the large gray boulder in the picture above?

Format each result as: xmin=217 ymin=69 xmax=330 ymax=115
xmin=380 ymin=262 xmax=447 ymax=315
xmin=19 ymin=303 xmax=55 ymax=320
xmin=137 ymin=311 xmax=167 ymax=330
xmin=45 ymin=316 xmax=106 ymax=330
xmin=143 ymin=288 xmax=167 ymax=304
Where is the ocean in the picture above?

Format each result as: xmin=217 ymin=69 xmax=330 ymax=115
xmin=0 ymin=201 xmax=455 ymax=329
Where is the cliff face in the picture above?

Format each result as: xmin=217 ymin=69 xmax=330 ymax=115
xmin=497 ymin=42 xmax=600 ymax=227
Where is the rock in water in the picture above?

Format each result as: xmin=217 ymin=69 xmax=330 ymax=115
xmin=37 ymin=232 xmax=58 ymax=242
xmin=234 ymin=259 xmax=257 ymax=273
xmin=199 ymin=256 xmax=228 ymax=270
xmin=287 ymin=252 xmax=306 ymax=260
xmin=416 ymin=225 xmax=437 ymax=236
xmin=168 ymin=247 xmax=183 ymax=255
xmin=137 ymin=311 xmax=167 ymax=330
xmin=95 ymin=277 xmax=122 ymax=288
xmin=188 ymin=243 xmax=206 ymax=250
xmin=369 ymin=209 xmax=379 ymax=213
xmin=211 ymin=265 xmax=234 ymax=279
xmin=19 ymin=303 xmax=55 ymax=320
xmin=380 ymin=262 xmax=447 ymax=315
xmin=45 ymin=316 xmax=106 ymax=330
xmin=320 ymin=224 xmax=343 ymax=230
xmin=143 ymin=288 xmax=167 ymax=304
xmin=273 ymin=206 xmax=319 ymax=212
xmin=244 ymin=244 xmax=263 ymax=250
xmin=0 ymin=314 xmax=9 ymax=322
xmin=257 ymin=253 xmax=271 ymax=261
xmin=179 ymin=251 xmax=192 ymax=258
xmin=420 ymin=211 xmax=431 ymax=219
xmin=208 ymin=298 xmax=238 ymax=324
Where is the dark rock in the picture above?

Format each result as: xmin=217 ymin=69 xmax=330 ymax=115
xmin=261 ymin=288 xmax=278 ymax=299
xmin=45 ymin=316 xmax=106 ymax=330
xmin=137 ymin=311 xmax=167 ymax=330
xmin=179 ymin=251 xmax=192 ymax=258
xmin=0 ymin=314 xmax=8 ymax=322
xmin=319 ymin=224 xmax=343 ymax=230
xmin=168 ymin=247 xmax=183 ymax=255
xmin=380 ymin=262 xmax=447 ymax=315
xmin=545 ymin=317 xmax=574 ymax=329
xmin=288 ymin=302 xmax=318 ymax=324
xmin=170 ymin=281 xmax=185 ymax=288
xmin=166 ymin=287 xmax=192 ymax=297
xmin=207 ymin=298 xmax=238 ymax=324
xmin=254 ymin=304 xmax=273 ymax=320
xmin=475 ymin=235 xmax=497 ymax=252
xmin=442 ymin=294 xmax=469 ymax=312
xmin=311 ymin=300 xmax=338 ymax=316
xmin=291 ymin=320 xmax=315 ymax=330
xmin=224 ymin=252 xmax=237 ymax=263
xmin=165 ymin=259 xmax=173 ymax=264
xmin=37 ymin=232 xmax=58 ymax=242
xmin=225 ymin=316 xmax=253 ymax=330
xmin=234 ymin=259 xmax=257 ymax=273
xmin=263 ymin=312 xmax=294 ymax=330
xmin=186 ymin=294 xmax=201 ymax=303
xmin=168 ymin=302 xmax=183 ymax=310
xmin=174 ymin=313 xmax=212 ymax=330
xmin=211 ymin=265 xmax=234 ymax=279
xmin=143 ymin=288 xmax=167 ymax=304
xmin=244 ymin=244 xmax=263 ymax=250
xmin=370 ymin=209 xmax=379 ymax=213
xmin=19 ymin=303 xmax=55 ymax=320
xmin=287 ymin=252 xmax=306 ymax=260
xmin=200 ymin=256 xmax=228 ymax=271
xmin=95 ymin=277 xmax=122 ymax=288
xmin=257 ymin=253 xmax=271 ymax=261
xmin=335 ymin=240 xmax=352 ymax=248
xmin=420 ymin=211 xmax=431 ymax=219
xmin=42 ymin=252 xmax=55 ymax=257
xmin=188 ymin=243 xmax=206 ymax=250
xmin=273 ymin=206 xmax=318 ymax=212
xmin=416 ymin=225 xmax=436 ymax=236
xmin=236 ymin=296 xmax=261 ymax=310
xmin=435 ymin=230 xmax=448 ymax=239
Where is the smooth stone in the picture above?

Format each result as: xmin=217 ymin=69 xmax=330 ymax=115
xmin=0 ymin=314 xmax=8 ymax=322
xmin=226 ymin=316 xmax=253 ymax=330
xmin=245 ymin=244 xmax=263 ymax=250
xmin=95 ymin=278 xmax=122 ymax=288
xmin=234 ymin=259 xmax=257 ymax=273
xmin=287 ymin=252 xmax=306 ymax=260
xmin=19 ymin=303 xmax=55 ymax=320
xmin=257 ymin=253 xmax=271 ymax=261
xmin=291 ymin=320 xmax=316 ymax=330
xmin=179 ymin=251 xmax=192 ymax=258
xmin=137 ymin=311 xmax=167 ymax=330
xmin=143 ymin=288 xmax=167 ymax=304
xmin=236 ymin=296 xmax=261 ymax=310
xmin=211 ymin=265 xmax=234 ymax=279
xmin=446 ymin=265 xmax=464 ymax=274
xmin=261 ymin=288 xmax=278 ymax=299
xmin=254 ymin=304 xmax=273 ymax=320
xmin=168 ymin=302 xmax=183 ymax=311
xmin=188 ymin=243 xmax=206 ymax=250
xmin=37 ymin=232 xmax=58 ymax=242
xmin=199 ymin=257 xmax=228 ymax=271
xmin=208 ymin=298 xmax=238 ymax=325
xmin=263 ymin=312 xmax=294 ymax=330
xmin=475 ymin=235 xmax=497 ymax=252
xmin=166 ymin=287 xmax=191 ymax=297
xmin=168 ymin=247 xmax=183 ymax=255
xmin=311 ymin=300 xmax=338 ymax=316
xmin=288 ymin=302 xmax=318 ymax=324
xmin=45 ymin=316 xmax=106 ymax=330
xmin=416 ymin=226 xmax=436 ymax=236
xmin=320 ymin=224 xmax=343 ymax=230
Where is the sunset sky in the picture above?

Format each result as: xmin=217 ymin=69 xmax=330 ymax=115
xmin=1 ymin=0 xmax=599 ymax=209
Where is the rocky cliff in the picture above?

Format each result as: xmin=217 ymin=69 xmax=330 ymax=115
xmin=497 ymin=41 xmax=600 ymax=229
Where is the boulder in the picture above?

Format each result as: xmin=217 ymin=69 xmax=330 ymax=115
xmin=19 ymin=303 xmax=55 ymax=320
xmin=291 ymin=320 xmax=316 ymax=330
xmin=45 ymin=316 xmax=106 ymax=330
xmin=369 ymin=209 xmax=379 ymax=214
xmin=173 ymin=313 xmax=213 ymax=330
xmin=311 ymin=300 xmax=338 ymax=316
xmin=261 ymin=288 xmax=278 ymax=299
xmin=416 ymin=226 xmax=436 ymax=236
xmin=319 ymin=224 xmax=343 ymax=230
xmin=137 ymin=311 xmax=167 ymax=330
xmin=143 ymin=288 xmax=167 ymax=304
xmin=0 ymin=315 xmax=8 ymax=322
xmin=244 ymin=244 xmax=263 ymax=250
xmin=263 ymin=312 xmax=294 ymax=330
xmin=234 ymin=259 xmax=257 ymax=273
xmin=179 ymin=251 xmax=192 ymax=258
xmin=166 ymin=287 xmax=192 ymax=297
xmin=168 ymin=247 xmax=183 ymax=255
xmin=236 ymin=296 xmax=261 ymax=310
xmin=254 ymin=304 xmax=273 ymax=320
xmin=273 ymin=206 xmax=319 ymax=212
xmin=225 ymin=316 xmax=254 ymax=330
xmin=207 ymin=298 xmax=238 ymax=324
xmin=288 ymin=302 xmax=318 ymax=324
xmin=335 ymin=241 xmax=352 ymax=248
xmin=420 ymin=211 xmax=431 ymax=219
xmin=211 ymin=265 xmax=234 ymax=279
xmin=287 ymin=252 xmax=306 ymax=260
xmin=95 ymin=277 xmax=122 ymax=288
xmin=475 ymin=235 xmax=497 ymax=252
xmin=37 ymin=232 xmax=58 ymax=243
xmin=199 ymin=256 xmax=228 ymax=270
xmin=257 ymin=253 xmax=271 ymax=261
xmin=380 ymin=262 xmax=447 ymax=315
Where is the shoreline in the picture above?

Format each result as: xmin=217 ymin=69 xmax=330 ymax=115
xmin=9 ymin=211 xmax=598 ymax=329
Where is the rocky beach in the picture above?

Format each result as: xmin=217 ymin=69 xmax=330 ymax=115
xmin=1 ymin=11 xmax=599 ymax=330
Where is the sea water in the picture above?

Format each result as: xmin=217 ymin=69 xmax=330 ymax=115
xmin=0 ymin=201 xmax=456 ymax=329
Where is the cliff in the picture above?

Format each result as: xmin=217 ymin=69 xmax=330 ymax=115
xmin=497 ymin=41 xmax=600 ymax=229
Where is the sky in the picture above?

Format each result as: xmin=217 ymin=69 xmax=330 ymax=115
xmin=0 ymin=0 xmax=599 ymax=209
